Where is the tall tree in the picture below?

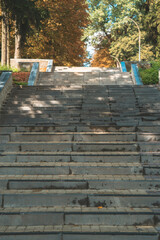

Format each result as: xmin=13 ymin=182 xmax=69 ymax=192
xmin=23 ymin=0 xmax=89 ymax=66
xmin=1 ymin=0 xmax=10 ymax=65
xmin=0 ymin=0 xmax=43 ymax=65
xmin=85 ymin=0 xmax=159 ymax=63
xmin=8 ymin=0 xmax=42 ymax=59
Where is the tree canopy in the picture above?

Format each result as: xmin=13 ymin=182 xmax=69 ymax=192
xmin=0 ymin=0 xmax=89 ymax=66
xmin=23 ymin=0 xmax=89 ymax=66
xmin=85 ymin=0 xmax=160 ymax=65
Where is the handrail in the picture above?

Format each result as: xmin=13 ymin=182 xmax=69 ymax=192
xmin=28 ymin=63 xmax=39 ymax=86
xmin=131 ymin=64 xmax=143 ymax=85
xmin=0 ymin=72 xmax=13 ymax=110
xmin=120 ymin=62 xmax=127 ymax=72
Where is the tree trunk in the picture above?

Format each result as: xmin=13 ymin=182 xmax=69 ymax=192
xmin=14 ymin=26 xmax=21 ymax=59
xmin=1 ymin=9 xmax=7 ymax=66
xmin=7 ymin=17 xmax=10 ymax=66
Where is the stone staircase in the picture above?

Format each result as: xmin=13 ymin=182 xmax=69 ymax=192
xmin=38 ymin=67 xmax=133 ymax=85
xmin=0 ymin=67 xmax=160 ymax=239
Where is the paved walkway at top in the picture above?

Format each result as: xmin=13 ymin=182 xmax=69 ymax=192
xmin=38 ymin=67 xmax=133 ymax=85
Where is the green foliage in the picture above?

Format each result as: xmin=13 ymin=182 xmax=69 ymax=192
xmin=0 ymin=0 xmax=46 ymax=47
xmin=85 ymin=0 xmax=160 ymax=63
xmin=139 ymin=60 xmax=160 ymax=85
xmin=0 ymin=64 xmax=19 ymax=72
xmin=13 ymin=80 xmax=28 ymax=86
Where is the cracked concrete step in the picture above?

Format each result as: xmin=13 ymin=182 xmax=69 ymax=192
xmin=0 ymin=225 xmax=158 ymax=240
xmin=1 ymin=189 xmax=160 ymax=208
xmin=1 ymin=142 xmax=160 ymax=152
xmin=0 ymin=175 xmax=159 ymax=190
xmin=0 ymin=207 xmax=159 ymax=226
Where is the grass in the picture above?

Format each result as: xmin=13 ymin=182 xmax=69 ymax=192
xmin=139 ymin=60 xmax=160 ymax=85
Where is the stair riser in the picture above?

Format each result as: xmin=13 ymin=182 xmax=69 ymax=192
xmin=144 ymin=168 xmax=160 ymax=175
xmin=0 ymin=234 xmax=60 ymax=240
xmin=4 ymin=180 xmax=160 ymax=190
xmin=3 ymin=194 xmax=160 ymax=208
xmin=0 ymin=234 xmax=158 ymax=240
xmin=0 ymin=143 xmax=138 ymax=152
xmin=0 ymin=155 xmax=140 ymax=163
xmin=2 ymin=143 xmax=160 ymax=152
xmin=141 ymin=155 xmax=160 ymax=164
xmin=1 ymin=125 xmax=160 ymax=133
xmin=0 ymin=127 xmax=15 ymax=134
xmin=0 ymin=212 xmax=158 ymax=226
xmin=10 ymin=133 xmax=160 ymax=142
xmin=8 ymin=181 xmax=88 ymax=190
xmin=0 ymin=166 xmax=142 ymax=175
xmin=10 ymin=134 xmax=136 ymax=142
xmin=65 ymin=213 xmax=158 ymax=226
xmin=0 ymin=136 xmax=9 ymax=143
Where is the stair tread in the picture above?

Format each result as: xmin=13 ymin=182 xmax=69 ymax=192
xmin=0 ymin=162 xmax=142 ymax=166
xmin=0 ymin=224 xmax=157 ymax=234
xmin=0 ymin=206 xmax=157 ymax=213
xmin=0 ymin=174 xmax=159 ymax=180
xmin=1 ymin=189 xmax=160 ymax=195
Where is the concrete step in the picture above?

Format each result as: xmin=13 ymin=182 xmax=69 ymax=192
xmin=1 ymin=152 xmax=160 ymax=163
xmin=1 ymin=125 xmax=160 ymax=133
xmin=0 ymin=175 xmax=159 ymax=190
xmin=1 ymin=142 xmax=160 ymax=152
xmin=9 ymin=132 xmax=160 ymax=142
xmin=10 ymin=132 xmax=137 ymax=142
xmin=14 ymin=125 xmax=160 ymax=133
xmin=0 ymin=224 xmax=158 ymax=240
xmin=1 ymin=189 xmax=160 ymax=208
xmin=0 ymin=206 xmax=159 ymax=226
xmin=0 ymin=162 xmax=143 ymax=175
xmin=0 ymin=151 xmax=141 ymax=163
xmin=0 ymin=142 xmax=140 ymax=152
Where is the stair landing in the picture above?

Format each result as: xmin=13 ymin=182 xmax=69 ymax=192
xmin=38 ymin=67 xmax=133 ymax=85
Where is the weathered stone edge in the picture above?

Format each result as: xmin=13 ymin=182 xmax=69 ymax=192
xmin=28 ymin=63 xmax=39 ymax=86
xmin=0 ymin=72 xmax=13 ymax=110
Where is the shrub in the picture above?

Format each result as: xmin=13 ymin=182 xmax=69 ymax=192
xmin=0 ymin=64 xmax=19 ymax=72
xmin=139 ymin=60 xmax=160 ymax=85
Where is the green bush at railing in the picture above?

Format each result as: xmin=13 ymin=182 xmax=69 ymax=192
xmin=0 ymin=64 xmax=19 ymax=72
xmin=139 ymin=60 xmax=160 ymax=85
